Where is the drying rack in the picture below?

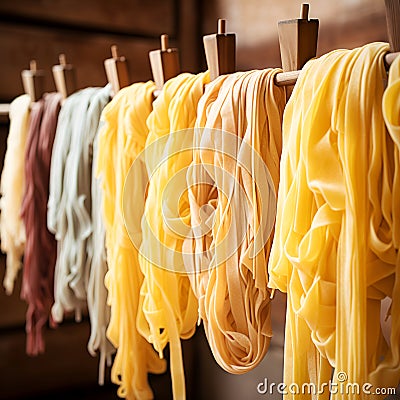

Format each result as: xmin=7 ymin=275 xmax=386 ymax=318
xmin=0 ymin=1 xmax=399 ymax=118
xmin=203 ymin=2 xmax=399 ymax=86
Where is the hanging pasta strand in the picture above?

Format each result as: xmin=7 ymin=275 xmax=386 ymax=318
xmin=0 ymin=94 xmax=31 ymax=295
xmin=49 ymin=87 xmax=101 ymax=323
xmin=183 ymin=69 xmax=286 ymax=373
xmin=97 ymin=81 xmax=166 ymax=399
xmin=134 ymin=72 xmax=209 ymax=400
xmin=370 ymin=53 xmax=400 ymax=390
xmin=21 ymin=92 xmax=62 ymax=355
xmin=268 ymin=42 xmax=399 ymax=399
xmin=87 ymin=86 xmax=116 ymax=386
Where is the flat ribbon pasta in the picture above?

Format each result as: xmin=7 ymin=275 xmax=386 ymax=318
xmin=268 ymin=42 xmax=399 ymax=399
xmin=21 ymin=93 xmax=62 ymax=355
xmin=97 ymin=82 xmax=166 ymax=399
xmin=0 ymin=94 xmax=30 ymax=294
xmin=183 ymin=69 xmax=285 ymax=373
xmin=136 ymin=72 xmax=209 ymax=400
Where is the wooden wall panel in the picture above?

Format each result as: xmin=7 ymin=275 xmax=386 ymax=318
xmin=236 ymin=10 xmax=388 ymax=72
xmin=178 ymin=0 xmax=203 ymax=73
xmin=201 ymin=0 xmax=388 ymax=72
xmin=0 ymin=0 xmax=175 ymax=37
xmin=0 ymin=0 xmax=204 ymax=103
xmin=0 ymin=23 xmax=166 ymax=102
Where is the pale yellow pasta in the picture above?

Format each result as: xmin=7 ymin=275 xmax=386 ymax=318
xmin=97 ymin=82 xmax=166 ymax=399
xmin=136 ymin=72 xmax=209 ymax=400
xmin=184 ymin=69 xmax=286 ymax=373
xmin=269 ymin=42 xmax=400 ymax=399
xmin=0 ymin=94 xmax=30 ymax=294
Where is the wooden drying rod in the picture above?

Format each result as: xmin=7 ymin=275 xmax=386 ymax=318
xmin=274 ymin=51 xmax=400 ymax=86
xmin=0 ymin=50 xmax=399 ymax=117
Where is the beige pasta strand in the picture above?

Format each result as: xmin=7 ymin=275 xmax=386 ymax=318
xmin=183 ymin=69 xmax=285 ymax=373
xmin=0 ymin=94 xmax=31 ymax=294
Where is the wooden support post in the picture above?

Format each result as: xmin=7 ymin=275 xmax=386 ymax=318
xmin=203 ymin=19 xmax=236 ymax=81
xmin=385 ymin=0 xmax=400 ymax=52
xmin=21 ymin=60 xmax=46 ymax=103
xmin=104 ymin=45 xmax=130 ymax=97
xmin=277 ymin=3 xmax=319 ymax=72
xmin=52 ymin=54 xmax=76 ymax=100
xmin=149 ymin=34 xmax=181 ymax=91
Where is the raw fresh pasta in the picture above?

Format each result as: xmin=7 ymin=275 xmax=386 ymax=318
xmin=183 ymin=69 xmax=286 ymax=373
xmin=49 ymin=87 xmax=108 ymax=323
xmin=21 ymin=93 xmax=62 ymax=355
xmin=136 ymin=72 xmax=209 ymax=400
xmin=88 ymin=93 xmax=116 ymax=385
xmin=97 ymin=81 xmax=166 ymax=399
xmin=0 ymin=94 xmax=31 ymax=294
xmin=268 ymin=42 xmax=399 ymax=399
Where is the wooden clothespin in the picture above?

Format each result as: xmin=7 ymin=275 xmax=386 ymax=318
xmin=52 ymin=54 xmax=76 ymax=100
xmin=149 ymin=34 xmax=180 ymax=94
xmin=203 ymin=19 xmax=236 ymax=81
xmin=277 ymin=3 xmax=319 ymax=73
xmin=21 ymin=60 xmax=46 ymax=103
xmin=104 ymin=45 xmax=130 ymax=97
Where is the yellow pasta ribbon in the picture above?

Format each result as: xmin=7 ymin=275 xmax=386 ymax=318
xmin=136 ymin=72 xmax=209 ymax=400
xmin=268 ymin=42 xmax=400 ymax=399
xmin=0 ymin=94 xmax=30 ymax=294
xmin=97 ymin=82 xmax=166 ymax=399
xmin=375 ymin=53 xmax=400 ymax=390
xmin=184 ymin=70 xmax=286 ymax=373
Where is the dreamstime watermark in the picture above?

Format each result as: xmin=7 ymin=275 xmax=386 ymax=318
xmin=256 ymin=372 xmax=397 ymax=396
xmin=122 ymin=128 xmax=277 ymax=273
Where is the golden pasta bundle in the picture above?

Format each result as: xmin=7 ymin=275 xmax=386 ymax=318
xmin=97 ymin=82 xmax=166 ymax=399
xmin=268 ymin=42 xmax=400 ymax=399
xmin=183 ymin=69 xmax=286 ymax=373
xmin=135 ymin=72 xmax=209 ymax=400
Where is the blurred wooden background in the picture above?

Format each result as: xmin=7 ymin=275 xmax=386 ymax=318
xmin=0 ymin=0 xmax=393 ymax=399
xmin=0 ymin=0 xmax=389 ymax=103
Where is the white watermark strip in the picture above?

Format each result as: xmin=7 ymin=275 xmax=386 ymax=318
xmin=256 ymin=373 xmax=397 ymax=396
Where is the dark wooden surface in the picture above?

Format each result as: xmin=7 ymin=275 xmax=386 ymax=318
xmin=201 ymin=0 xmax=388 ymax=72
xmin=0 ymin=23 xmax=161 ymax=102
xmin=0 ymin=0 xmax=175 ymax=37
xmin=0 ymin=0 xmax=204 ymax=103
xmin=237 ymin=10 xmax=388 ymax=71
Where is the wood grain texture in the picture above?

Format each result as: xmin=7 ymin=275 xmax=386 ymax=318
xmin=178 ymin=0 xmax=203 ymax=72
xmin=385 ymin=0 xmax=400 ymax=51
xmin=0 ymin=0 xmax=175 ymax=37
xmin=0 ymin=23 xmax=162 ymax=102
xmin=235 ymin=11 xmax=388 ymax=71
